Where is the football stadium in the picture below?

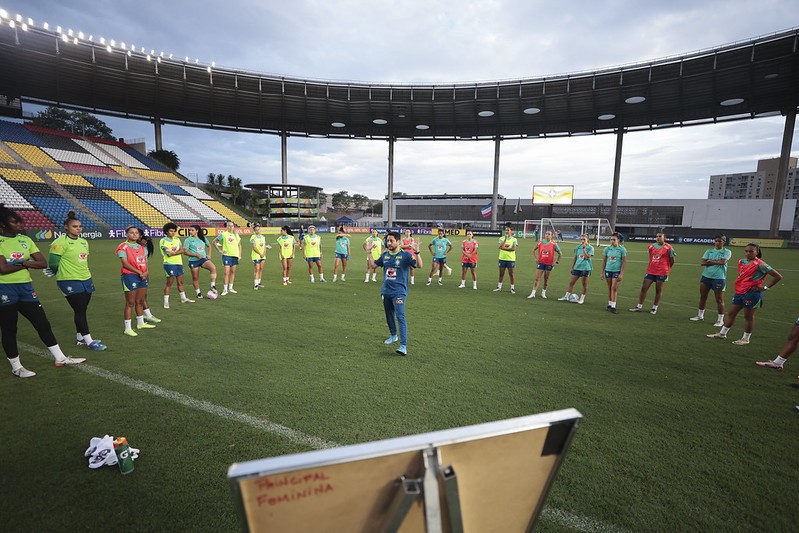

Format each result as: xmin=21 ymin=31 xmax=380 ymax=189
xmin=1 ymin=4 xmax=798 ymax=532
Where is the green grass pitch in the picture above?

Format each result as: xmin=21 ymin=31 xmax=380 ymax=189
xmin=1 ymin=234 xmax=797 ymax=531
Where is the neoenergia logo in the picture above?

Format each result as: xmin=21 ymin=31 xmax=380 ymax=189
xmin=35 ymin=230 xmax=53 ymax=240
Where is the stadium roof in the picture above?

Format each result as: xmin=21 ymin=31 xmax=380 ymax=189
xmin=0 ymin=22 xmax=797 ymax=140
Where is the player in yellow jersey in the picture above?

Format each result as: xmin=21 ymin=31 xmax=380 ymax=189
xmin=277 ymin=225 xmax=298 ymax=285
xmin=363 ymin=228 xmax=383 ymax=282
xmin=302 ymin=225 xmax=326 ymax=283
xmin=214 ymin=221 xmax=242 ymax=295
xmin=250 ymin=222 xmax=271 ymax=290
xmin=160 ymin=222 xmax=194 ymax=308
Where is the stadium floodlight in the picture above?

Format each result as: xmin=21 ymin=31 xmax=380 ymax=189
xmin=127 ymin=50 xmax=131 ymax=57
xmin=78 ymin=32 xmax=84 ymax=39
xmin=184 ymin=56 xmax=189 ymax=62
xmin=120 ymin=42 xmax=126 ymax=50
xmin=0 ymin=10 xmax=7 ymax=19
xmin=157 ymin=56 xmax=161 ymax=63
xmin=106 ymin=45 xmax=112 ymax=53
xmin=27 ymin=17 xmax=32 ymax=25
xmin=61 ymin=34 xmax=68 ymax=42
xmin=56 ymin=25 xmax=61 ymax=33
xmin=168 ymin=53 xmax=173 ymax=59
xmin=8 ymin=20 xmax=14 ymax=28
xmin=73 ymin=37 xmax=78 ymax=45
xmin=146 ymin=54 xmax=151 ymax=61
xmin=15 ymin=13 xmax=21 ymax=22
xmin=110 ymin=39 xmax=115 ymax=47
xmin=99 ymin=37 xmax=105 ymax=44
xmin=43 ymin=22 xmax=48 ymax=30
xmin=21 ymin=23 xmax=27 ymax=31
xmin=206 ymin=66 xmax=211 ymax=73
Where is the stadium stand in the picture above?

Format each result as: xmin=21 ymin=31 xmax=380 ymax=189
xmin=0 ymin=119 xmax=252 ymax=230
xmin=202 ymin=200 xmax=249 ymax=226
xmin=5 ymin=143 xmax=64 ymax=170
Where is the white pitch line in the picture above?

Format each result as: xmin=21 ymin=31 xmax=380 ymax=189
xmin=20 ymin=342 xmax=337 ymax=451
xmin=20 ymin=341 xmax=630 ymax=533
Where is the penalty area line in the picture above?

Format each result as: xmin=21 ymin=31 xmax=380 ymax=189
xmin=20 ymin=342 xmax=630 ymax=533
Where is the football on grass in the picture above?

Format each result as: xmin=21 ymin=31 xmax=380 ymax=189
xmin=206 ymin=290 xmax=218 ymax=300
xmin=570 ymin=294 xmax=580 ymax=302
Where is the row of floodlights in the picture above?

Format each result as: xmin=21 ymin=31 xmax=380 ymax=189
xmin=330 ymin=94 xmax=757 ymax=130
xmin=0 ymin=8 xmax=214 ymax=72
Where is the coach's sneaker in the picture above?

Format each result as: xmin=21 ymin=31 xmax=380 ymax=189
xmin=55 ymin=357 xmax=86 ymax=367
xmin=650 ymin=308 xmax=658 ymax=315
xmin=510 ymin=287 xmax=516 ymax=294
xmin=123 ymin=329 xmax=138 ymax=337
xmin=689 ymin=315 xmax=703 ymax=321
xmin=732 ymin=338 xmax=750 ymax=346
xmin=12 ymin=367 xmax=36 ymax=378
xmin=144 ymin=316 xmax=161 ymax=324
xmin=87 ymin=340 xmax=107 ymax=351
xmin=137 ymin=323 xmax=156 ymax=330
xmin=384 ymin=335 xmax=398 ymax=345
xmin=713 ymin=320 xmax=724 ymax=327
xmin=755 ymin=360 xmax=784 ymax=370
xmin=229 ymin=288 xmax=238 ymax=294
xmin=396 ymin=344 xmax=407 ymax=356
xmin=181 ymin=297 xmax=195 ymax=303
xmin=706 ymin=332 xmax=727 ymax=339
xmin=628 ymin=307 xmax=642 ymax=312
xmin=493 ymin=287 xmax=502 ymax=292
xmin=527 ymin=292 xmax=536 ymax=299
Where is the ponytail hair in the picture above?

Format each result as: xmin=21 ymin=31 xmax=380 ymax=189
xmin=747 ymin=243 xmax=762 ymax=259
xmin=137 ymin=228 xmax=154 ymax=258
xmin=64 ymin=210 xmax=80 ymax=226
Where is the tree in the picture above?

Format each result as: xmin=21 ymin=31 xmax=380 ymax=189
xmin=229 ymin=177 xmax=243 ymax=205
xmin=215 ymin=173 xmax=225 ymax=190
xmin=206 ymin=172 xmax=217 ymax=193
xmin=148 ymin=149 xmax=180 ymax=171
xmin=32 ymin=107 xmax=71 ymax=132
xmin=331 ymin=190 xmax=351 ymax=210
xmin=371 ymin=201 xmax=383 ymax=215
xmin=33 ymin=107 xmax=115 ymax=139
xmin=351 ymin=194 xmax=370 ymax=210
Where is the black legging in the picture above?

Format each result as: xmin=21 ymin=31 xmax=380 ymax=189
xmin=0 ymin=301 xmax=58 ymax=359
xmin=66 ymin=292 xmax=92 ymax=336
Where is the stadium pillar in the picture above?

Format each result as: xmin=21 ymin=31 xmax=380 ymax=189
xmin=387 ymin=137 xmax=395 ymax=227
xmin=154 ymin=116 xmax=163 ymax=151
xmin=768 ymin=108 xmax=796 ymax=238
xmin=281 ymin=132 xmax=288 ymax=196
xmin=491 ymin=136 xmax=500 ymax=230
xmin=608 ymin=129 xmax=624 ymax=231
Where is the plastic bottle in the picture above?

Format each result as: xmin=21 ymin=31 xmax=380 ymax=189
xmin=113 ymin=437 xmax=135 ymax=475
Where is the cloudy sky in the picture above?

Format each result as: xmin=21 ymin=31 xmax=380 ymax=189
xmin=4 ymin=0 xmax=797 ymax=200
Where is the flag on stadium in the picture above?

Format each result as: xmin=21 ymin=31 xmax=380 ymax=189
xmin=480 ymin=202 xmax=492 ymax=218
xmin=513 ymin=197 xmax=521 ymax=214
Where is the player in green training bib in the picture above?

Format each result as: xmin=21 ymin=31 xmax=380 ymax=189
xmin=160 ymin=222 xmax=194 ymax=308
xmin=277 ymin=226 xmax=297 ymax=285
xmin=0 ymin=203 xmax=85 ymax=377
xmin=250 ymin=222 xmax=271 ymax=290
xmin=363 ymin=228 xmax=383 ymax=283
xmin=183 ymin=225 xmax=217 ymax=298
xmin=48 ymin=211 xmax=106 ymax=351
xmin=302 ymin=225 xmax=326 ymax=283
xmin=214 ymin=221 xmax=242 ymax=295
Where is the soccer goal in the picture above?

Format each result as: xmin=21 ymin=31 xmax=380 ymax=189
xmin=524 ymin=218 xmax=614 ymax=247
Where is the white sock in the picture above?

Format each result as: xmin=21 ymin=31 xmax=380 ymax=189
xmin=333 ymin=274 xmax=338 ymax=281
xmin=510 ymin=284 xmax=515 ymax=290
xmin=143 ymin=309 xmax=154 ymax=319
xmin=610 ymin=301 xmax=616 ymax=308
xmin=82 ymin=334 xmax=94 ymax=345
xmin=774 ymin=356 xmax=787 ymax=365
xmin=428 ymin=278 xmax=433 ymax=283
xmin=541 ymin=289 xmax=547 ymax=297
xmin=136 ymin=316 xmax=145 ymax=326
xmin=320 ymin=275 xmax=325 ymax=281
xmin=124 ymin=319 xmax=133 ymax=331
xmin=229 ymin=284 xmax=233 ymax=290
xmin=579 ymin=294 xmax=585 ymax=303
xmin=697 ymin=309 xmax=705 ymax=319
xmin=608 ymin=300 xmax=612 ymax=306
xmin=636 ymin=304 xmax=643 ymax=309
xmin=341 ymin=274 xmax=345 ymax=280
xmin=473 ymin=282 xmax=477 ymax=289
xmin=48 ymin=344 xmax=67 ymax=362
xmin=257 ymin=278 xmax=261 ymax=285
xmin=652 ymin=305 xmax=658 ymax=312
xmin=224 ymin=284 xmax=229 ymax=291
xmin=163 ymin=295 xmax=169 ymax=305
xmin=372 ymin=274 xmax=377 ymax=281
xmin=742 ymin=332 xmax=752 ymax=341
xmin=76 ymin=332 xmax=84 ymax=343
xmin=8 ymin=356 xmax=22 ymax=371
xmin=310 ymin=275 xmax=315 ymax=282
xmin=497 ymin=282 xmax=503 ymax=289
xmin=180 ymin=291 xmax=188 ymax=300
xmin=564 ymin=292 xmax=571 ymax=299
xmin=720 ymin=326 xmax=730 ymax=335
xmin=717 ymin=314 xmax=725 ymax=323
xmin=365 ymin=274 xmax=370 ymax=281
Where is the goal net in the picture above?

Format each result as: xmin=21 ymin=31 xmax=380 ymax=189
xmin=523 ymin=218 xmax=614 ymax=247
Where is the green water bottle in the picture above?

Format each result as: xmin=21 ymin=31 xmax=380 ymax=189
xmin=113 ymin=437 xmax=135 ymax=475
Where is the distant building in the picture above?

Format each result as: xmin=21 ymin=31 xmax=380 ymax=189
xmin=708 ymin=157 xmax=798 ymax=199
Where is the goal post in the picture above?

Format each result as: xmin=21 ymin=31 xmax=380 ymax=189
xmin=524 ymin=218 xmax=614 ymax=247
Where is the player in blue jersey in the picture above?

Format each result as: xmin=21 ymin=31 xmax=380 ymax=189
xmin=689 ymin=234 xmax=732 ymax=327
xmin=369 ymin=231 xmax=423 ymax=356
